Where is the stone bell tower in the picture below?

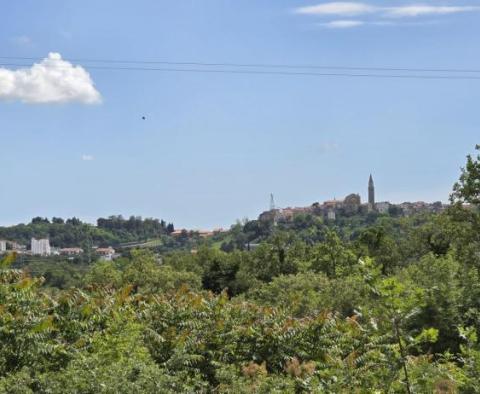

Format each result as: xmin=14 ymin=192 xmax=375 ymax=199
xmin=368 ymin=174 xmax=375 ymax=207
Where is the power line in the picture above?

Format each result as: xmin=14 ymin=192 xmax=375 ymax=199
xmin=1 ymin=55 xmax=480 ymax=74
xmin=1 ymin=62 xmax=480 ymax=80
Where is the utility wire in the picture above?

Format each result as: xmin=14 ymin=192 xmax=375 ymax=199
xmin=1 ymin=62 xmax=480 ymax=80
xmin=1 ymin=55 xmax=480 ymax=74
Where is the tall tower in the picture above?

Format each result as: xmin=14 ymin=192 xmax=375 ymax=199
xmin=270 ymin=193 xmax=276 ymax=211
xmin=368 ymin=174 xmax=375 ymax=206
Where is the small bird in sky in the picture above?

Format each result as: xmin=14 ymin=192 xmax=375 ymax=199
xmin=142 ymin=116 xmax=146 ymax=120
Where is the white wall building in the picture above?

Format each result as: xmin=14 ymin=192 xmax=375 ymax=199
xmin=0 ymin=240 xmax=6 ymax=253
xmin=31 ymin=238 xmax=51 ymax=256
xmin=327 ymin=210 xmax=336 ymax=221
xmin=376 ymin=202 xmax=390 ymax=214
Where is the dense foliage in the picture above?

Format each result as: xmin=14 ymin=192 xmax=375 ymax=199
xmin=1 ymin=147 xmax=480 ymax=392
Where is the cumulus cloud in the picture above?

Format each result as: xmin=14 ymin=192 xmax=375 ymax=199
xmin=295 ymin=2 xmax=480 ymax=18
xmin=81 ymin=154 xmax=95 ymax=161
xmin=321 ymin=20 xmax=365 ymax=28
xmin=0 ymin=52 xmax=101 ymax=104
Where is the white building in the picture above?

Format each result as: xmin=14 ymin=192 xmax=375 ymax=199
xmin=375 ymin=202 xmax=390 ymax=214
xmin=0 ymin=240 xmax=6 ymax=253
xmin=31 ymin=238 xmax=51 ymax=256
xmin=60 ymin=248 xmax=84 ymax=256
xmin=327 ymin=210 xmax=336 ymax=221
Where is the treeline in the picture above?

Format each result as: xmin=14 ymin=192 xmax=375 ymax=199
xmin=0 ymin=215 xmax=174 ymax=248
xmin=96 ymin=215 xmax=174 ymax=240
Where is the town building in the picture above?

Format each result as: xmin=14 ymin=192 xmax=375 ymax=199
xmin=172 ymin=229 xmax=188 ymax=237
xmin=327 ymin=210 xmax=336 ymax=221
xmin=375 ymin=202 xmax=390 ymax=214
xmin=10 ymin=242 xmax=27 ymax=252
xmin=344 ymin=194 xmax=361 ymax=215
xmin=31 ymin=238 xmax=51 ymax=256
xmin=0 ymin=240 xmax=6 ymax=253
xmin=96 ymin=247 xmax=116 ymax=261
xmin=60 ymin=248 xmax=84 ymax=256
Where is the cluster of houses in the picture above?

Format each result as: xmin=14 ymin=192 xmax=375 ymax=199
xmin=0 ymin=238 xmax=117 ymax=261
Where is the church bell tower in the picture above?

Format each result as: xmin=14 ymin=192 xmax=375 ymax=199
xmin=368 ymin=174 xmax=375 ymax=207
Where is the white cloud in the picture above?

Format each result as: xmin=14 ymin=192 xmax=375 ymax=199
xmin=295 ymin=2 xmax=480 ymax=18
xmin=321 ymin=19 xmax=365 ymax=28
xmin=296 ymin=2 xmax=375 ymax=16
xmin=0 ymin=52 xmax=101 ymax=104
xmin=385 ymin=5 xmax=480 ymax=18
xmin=81 ymin=154 xmax=95 ymax=161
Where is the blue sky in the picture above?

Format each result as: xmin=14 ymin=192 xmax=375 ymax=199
xmin=1 ymin=1 xmax=479 ymax=229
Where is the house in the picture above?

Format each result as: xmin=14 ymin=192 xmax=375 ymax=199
xmin=96 ymin=247 xmax=116 ymax=261
xmin=375 ymin=202 xmax=390 ymax=214
xmin=60 ymin=247 xmax=84 ymax=256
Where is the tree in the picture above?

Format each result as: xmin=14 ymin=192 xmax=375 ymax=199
xmin=201 ymin=250 xmax=240 ymax=295
xmin=31 ymin=217 xmax=49 ymax=224
xmin=451 ymin=144 xmax=480 ymax=205
xmin=360 ymin=258 xmax=445 ymax=393
xmin=309 ymin=229 xmax=356 ymax=278
xmin=66 ymin=217 xmax=82 ymax=226
xmin=356 ymin=226 xmax=401 ymax=274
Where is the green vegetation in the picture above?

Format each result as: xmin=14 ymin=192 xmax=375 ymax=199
xmin=1 ymin=146 xmax=480 ymax=392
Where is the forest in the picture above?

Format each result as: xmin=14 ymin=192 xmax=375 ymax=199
xmin=1 ymin=145 xmax=480 ymax=393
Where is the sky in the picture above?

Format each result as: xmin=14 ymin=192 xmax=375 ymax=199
xmin=1 ymin=1 xmax=479 ymax=230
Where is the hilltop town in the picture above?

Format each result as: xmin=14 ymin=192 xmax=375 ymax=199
xmin=259 ymin=175 xmax=446 ymax=223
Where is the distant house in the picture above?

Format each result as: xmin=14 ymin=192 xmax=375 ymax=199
xmin=0 ymin=240 xmax=6 ymax=253
xmin=96 ymin=247 xmax=116 ymax=261
xmin=245 ymin=243 xmax=261 ymax=251
xmin=10 ymin=242 xmax=27 ymax=252
xmin=198 ymin=230 xmax=214 ymax=238
xmin=375 ymin=202 xmax=390 ymax=214
xmin=60 ymin=247 xmax=84 ymax=256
